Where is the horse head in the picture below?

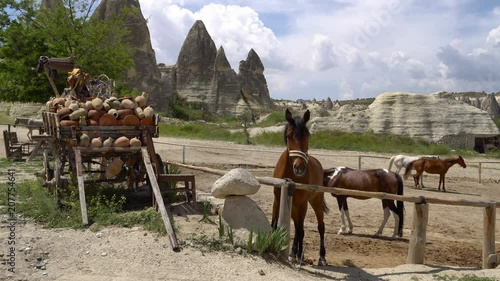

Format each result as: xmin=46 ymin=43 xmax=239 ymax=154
xmin=13 ymin=117 xmax=19 ymax=127
xmin=284 ymin=108 xmax=310 ymax=177
xmin=457 ymin=155 xmax=467 ymax=168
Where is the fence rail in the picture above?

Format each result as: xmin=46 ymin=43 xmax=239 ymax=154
xmin=156 ymin=141 xmax=500 ymax=182
xmin=169 ymin=161 xmax=499 ymax=269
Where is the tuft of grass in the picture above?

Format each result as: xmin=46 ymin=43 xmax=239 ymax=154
xmin=217 ymin=213 xmax=225 ymax=238
xmin=254 ymin=227 xmax=288 ymax=256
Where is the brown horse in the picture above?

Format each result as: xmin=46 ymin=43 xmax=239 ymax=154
xmin=403 ymin=155 xmax=467 ymax=191
xmin=271 ymin=109 xmax=328 ymax=266
xmin=324 ymin=167 xmax=404 ymax=238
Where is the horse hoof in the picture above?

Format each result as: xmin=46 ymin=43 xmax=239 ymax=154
xmin=318 ymin=257 xmax=327 ymax=266
xmin=288 ymin=255 xmax=296 ymax=264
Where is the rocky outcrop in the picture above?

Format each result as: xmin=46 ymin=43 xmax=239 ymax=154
xmin=211 ymin=168 xmax=260 ymax=199
xmin=481 ymin=93 xmax=500 ymax=117
xmin=210 ymin=47 xmax=241 ymax=114
xmin=163 ymin=21 xmax=274 ymax=116
xmin=324 ymin=97 xmax=334 ymax=110
xmin=311 ymin=92 xmax=500 ymax=148
xmin=238 ymin=49 xmax=274 ymax=113
xmin=92 ymin=0 xmax=166 ymax=111
xmin=175 ymin=20 xmax=217 ymax=104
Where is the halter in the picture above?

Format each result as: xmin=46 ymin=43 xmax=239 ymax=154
xmin=288 ymin=149 xmax=309 ymax=165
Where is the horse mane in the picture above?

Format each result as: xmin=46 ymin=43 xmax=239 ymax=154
xmin=283 ymin=115 xmax=309 ymax=145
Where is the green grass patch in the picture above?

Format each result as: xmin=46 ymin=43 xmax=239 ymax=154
xmin=256 ymin=111 xmax=287 ymax=127
xmin=0 ymin=179 xmax=167 ymax=233
xmin=159 ymin=123 xmax=248 ymax=144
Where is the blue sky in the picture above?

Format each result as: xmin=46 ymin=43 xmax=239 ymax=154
xmin=139 ymin=0 xmax=500 ymax=101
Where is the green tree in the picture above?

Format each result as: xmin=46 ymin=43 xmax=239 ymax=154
xmin=0 ymin=0 xmax=134 ymax=102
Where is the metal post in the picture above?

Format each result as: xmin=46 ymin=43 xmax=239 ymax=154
xmin=182 ymin=145 xmax=186 ymax=164
xmin=478 ymin=162 xmax=482 ymax=183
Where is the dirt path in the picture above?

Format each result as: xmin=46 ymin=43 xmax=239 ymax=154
xmin=1 ymin=129 xmax=500 ymax=280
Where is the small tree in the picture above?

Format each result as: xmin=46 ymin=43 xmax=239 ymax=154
xmin=0 ymin=0 xmax=134 ymax=102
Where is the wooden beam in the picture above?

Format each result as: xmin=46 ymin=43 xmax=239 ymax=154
xmin=483 ymin=203 xmax=497 ymax=269
xmin=74 ymin=148 xmax=88 ymax=225
xmin=142 ymin=147 xmax=180 ymax=252
xmin=407 ymin=202 xmax=429 ymax=264
xmin=277 ymin=182 xmax=293 ymax=258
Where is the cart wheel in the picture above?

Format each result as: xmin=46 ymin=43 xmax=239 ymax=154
xmin=43 ymin=149 xmax=54 ymax=183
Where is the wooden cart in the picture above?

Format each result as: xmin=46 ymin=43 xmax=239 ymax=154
xmin=41 ymin=111 xmax=181 ymax=251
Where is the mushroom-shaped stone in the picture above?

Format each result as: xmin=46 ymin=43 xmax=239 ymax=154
xmin=211 ymin=168 xmax=260 ymax=199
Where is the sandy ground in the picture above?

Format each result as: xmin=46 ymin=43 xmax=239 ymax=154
xmin=1 ymin=127 xmax=500 ymax=280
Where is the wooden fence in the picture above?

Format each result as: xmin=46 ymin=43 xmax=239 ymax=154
xmin=155 ymin=141 xmax=500 ymax=182
xmin=170 ymin=162 xmax=499 ymax=269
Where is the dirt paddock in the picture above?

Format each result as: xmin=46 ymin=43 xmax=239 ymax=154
xmin=2 ymin=130 xmax=500 ymax=280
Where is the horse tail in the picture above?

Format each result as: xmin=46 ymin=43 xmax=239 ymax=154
xmin=323 ymin=198 xmax=330 ymax=214
xmin=395 ymin=173 xmax=405 ymax=237
xmin=388 ymin=156 xmax=395 ymax=171
xmin=403 ymin=160 xmax=416 ymax=180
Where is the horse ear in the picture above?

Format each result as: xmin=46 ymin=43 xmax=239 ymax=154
xmin=285 ymin=109 xmax=294 ymax=124
xmin=303 ymin=110 xmax=310 ymax=123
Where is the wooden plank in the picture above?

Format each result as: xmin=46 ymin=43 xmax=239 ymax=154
xmin=74 ymin=148 xmax=88 ymax=225
xmin=26 ymin=139 xmax=44 ymax=162
xmin=483 ymin=203 xmax=497 ymax=269
xmin=142 ymin=147 xmax=180 ymax=252
xmin=277 ymin=182 xmax=292 ymax=258
xmin=407 ymin=203 xmax=429 ymax=264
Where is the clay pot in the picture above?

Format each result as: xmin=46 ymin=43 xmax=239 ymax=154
xmin=60 ymin=120 xmax=79 ymax=126
xmin=140 ymin=117 xmax=154 ymax=126
xmin=113 ymin=136 xmax=130 ymax=147
xmin=84 ymin=101 xmax=94 ymax=111
xmin=129 ymin=137 xmax=141 ymax=147
xmin=92 ymin=98 xmax=103 ymax=110
xmin=134 ymin=107 xmax=145 ymax=119
xmin=117 ymin=109 xmax=133 ymax=119
xmin=99 ymin=114 xmax=116 ymax=126
xmin=103 ymin=137 xmax=114 ymax=147
xmin=68 ymin=101 xmax=79 ymax=112
xmin=103 ymin=102 xmax=111 ymax=111
xmin=88 ymin=110 xmax=106 ymax=122
xmin=121 ymin=99 xmax=135 ymax=109
xmin=108 ymin=109 xmax=119 ymax=119
xmin=53 ymin=97 xmax=66 ymax=107
xmin=79 ymin=133 xmax=90 ymax=147
xmin=123 ymin=115 xmax=140 ymax=126
xmin=105 ymin=158 xmax=124 ymax=179
xmin=143 ymin=106 xmax=154 ymax=119
xmin=110 ymin=100 xmax=121 ymax=110
xmin=89 ymin=120 xmax=99 ymax=126
xmin=46 ymin=98 xmax=54 ymax=112
xmin=135 ymin=92 xmax=148 ymax=108
xmin=90 ymin=137 xmax=102 ymax=148
xmin=79 ymin=116 xmax=87 ymax=126
xmin=69 ymin=108 xmax=87 ymax=121
xmin=57 ymin=107 xmax=72 ymax=120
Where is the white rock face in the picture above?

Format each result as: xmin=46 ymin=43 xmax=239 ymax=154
xmin=211 ymin=168 xmax=260 ymax=199
xmin=221 ymin=195 xmax=271 ymax=246
xmin=310 ymin=92 xmax=500 ymax=144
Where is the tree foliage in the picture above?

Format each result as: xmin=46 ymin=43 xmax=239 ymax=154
xmin=0 ymin=0 xmax=135 ymax=102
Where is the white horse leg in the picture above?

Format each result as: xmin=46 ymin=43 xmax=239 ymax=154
xmin=374 ymin=207 xmax=390 ymax=236
xmin=420 ymin=174 xmax=425 ymax=188
xmin=338 ymin=208 xmax=352 ymax=234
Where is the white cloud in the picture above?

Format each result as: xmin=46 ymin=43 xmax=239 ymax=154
xmin=486 ymin=25 xmax=500 ymax=47
xmin=139 ymin=0 xmax=500 ymax=101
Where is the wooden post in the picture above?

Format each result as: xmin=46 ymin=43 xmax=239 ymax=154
xmin=182 ymin=145 xmax=186 ymax=164
xmin=483 ymin=203 xmax=497 ymax=269
xmin=407 ymin=201 xmax=429 ymax=264
xmin=74 ymin=148 xmax=88 ymax=225
xmin=358 ymin=156 xmax=362 ymax=170
xmin=142 ymin=147 xmax=180 ymax=252
xmin=277 ymin=182 xmax=293 ymax=258
xmin=478 ymin=162 xmax=482 ymax=183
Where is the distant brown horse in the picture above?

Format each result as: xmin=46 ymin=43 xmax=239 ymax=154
xmin=324 ymin=167 xmax=404 ymax=238
xmin=271 ymin=109 xmax=328 ymax=266
xmin=403 ymin=155 xmax=466 ymax=191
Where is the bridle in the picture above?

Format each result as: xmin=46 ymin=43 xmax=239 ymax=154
xmin=287 ymin=146 xmax=309 ymax=165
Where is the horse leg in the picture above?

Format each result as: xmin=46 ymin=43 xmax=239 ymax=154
xmin=375 ymin=200 xmax=391 ymax=237
xmin=311 ymin=194 xmax=327 ymax=266
xmin=290 ymin=206 xmax=306 ymax=265
xmin=336 ymin=196 xmax=352 ymax=234
xmin=441 ymin=174 xmax=446 ymax=192
xmin=412 ymin=174 xmax=420 ymax=189
xmin=385 ymin=200 xmax=401 ymax=238
xmin=271 ymin=187 xmax=281 ymax=229
xmin=420 ymin=174 xmax=425 ymax=188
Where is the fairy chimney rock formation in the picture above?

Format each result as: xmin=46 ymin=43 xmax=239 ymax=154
xmin=238 ymin=49 xmax=274 ymax=111
xmin=481 ymin=93 xmax=500 ymax=117
xmin=93 ymin=0 xmax=165 ymax=111
xmin=210 ymin=47 xmax=241 ymax=114
xmin=176 ymin=20 xmax=217 ymax=103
